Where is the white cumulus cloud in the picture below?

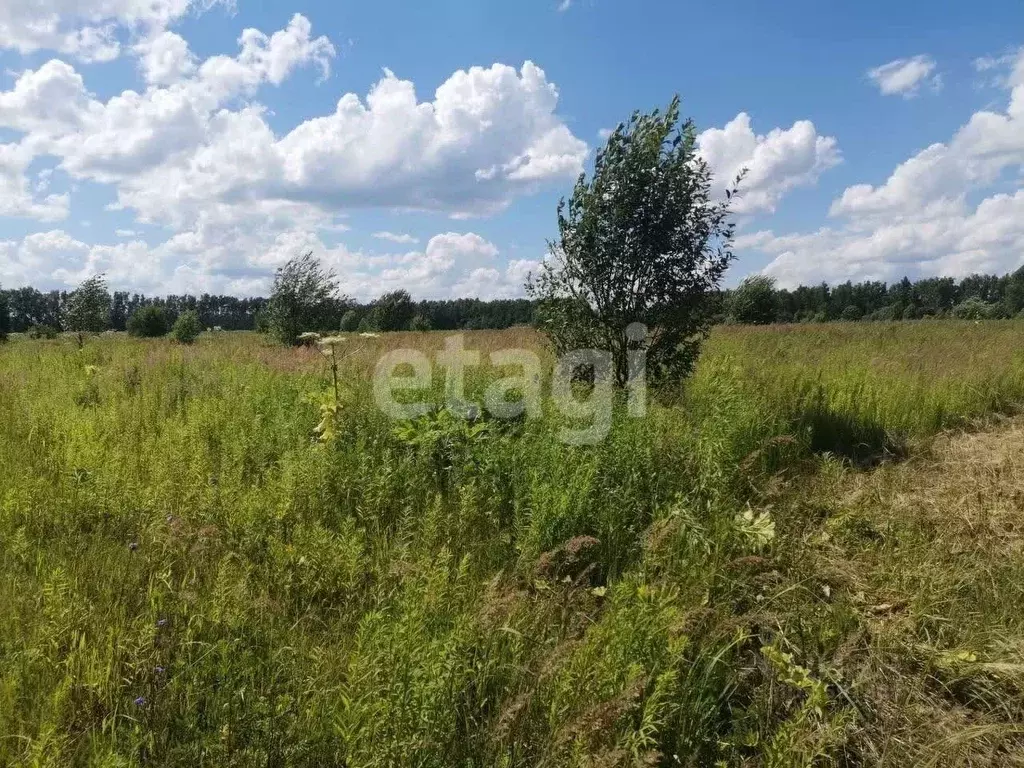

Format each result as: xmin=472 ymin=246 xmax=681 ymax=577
xmin=867 ymin=55 xmax=941 ymax=97
xmin=0 ymin=0 xmax=229 ymax=62
xmin=697 ymin=113 xmax=841 ymax=214
xmin=740 ymin=50 xmax=1024 ymax=288
xmin=373 ymin=231 xmax=419 ymax=244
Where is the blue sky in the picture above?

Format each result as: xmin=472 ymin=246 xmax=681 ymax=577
xmin=0 ymin=0 xmax=1022 ymax=298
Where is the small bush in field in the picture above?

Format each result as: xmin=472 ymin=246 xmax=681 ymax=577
xmin=952 ymin=296 xmax=997 ymax=320
xmin=730 ymin=275 xmax=778 ymax=325
xmin=410 ymin=313 xmax=432 ymax=331
xmin=171 ymin=310 xmax=202 ymax=344
xmin=27 ymin=324 xmax=58 ymax=339
xmin=126 ymin=305 xmax=170 ymax=337
xmin=339 ymin=308 xmax=361 ymax=332
xmin=268 ymin=252 xmax=340 ymax=345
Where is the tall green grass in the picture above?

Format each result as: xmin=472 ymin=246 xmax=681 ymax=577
xmin=3 ymin=322 xmax=1024 ymax=766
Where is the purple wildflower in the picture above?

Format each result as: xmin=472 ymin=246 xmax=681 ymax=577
xmin=129 ymin=542 xmax=139 ymax=552
xmin=156 ymin=618 xmax=167 ymax=628
xmin=155 ymin=666 xmax=165 ymax=675
xmin=134 ymin=696 xmax=147 ymax=707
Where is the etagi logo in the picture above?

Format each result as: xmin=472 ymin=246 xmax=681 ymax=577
xmin=372 ymin=323 xmax=648 ymax=445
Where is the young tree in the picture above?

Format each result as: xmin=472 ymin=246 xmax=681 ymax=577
xmin=171 ymin=310 xmax=203 ymax=344
xmin=528 ymin=96 xmax=741 ymax=387
xmin=367 ymin=290 xmax=414 ymax=332
xmin=126 ymin=305 xmax=170 ymax=337
xmin=729 ymin=275 xmax=778 ymax=325
xmin=339 ymin=308 xmax=362 ymax=332
xmin=410 ymin=313 xmax=432 ymax=331
xmin=840 ymin=305 xmax=863 ymax=322
xmin=65 ymin=275 xmax=112 ymax=334
xmin=268 ymin=252 xmax=339 ymax=345
xmin=254 ymin=304 xmax=272 ymax=334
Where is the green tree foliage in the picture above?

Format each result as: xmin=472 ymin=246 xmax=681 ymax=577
xmin=267 ymin=252 xmax=340 ymax=345
xmin=840 ymin=305 xmax=863 ymax=322
xmin=339 ymin=308 xmax=362 ymax=332
xmin=529 ymin=96 xmax=740 ymax=386
xmin=0 ymin=287 xmax=8 ymax=342
xmin=729 ymin=275 xmax=778 ymax=325
xmin=410 ymin=313 xmax=432 ymax=331
xmin=126 ymin=305 xmax=170 ymax=337
xmin=27 ymin=324 xmax=58 ymax=339
xmin=951 ymin=297 xmax=997 ymax=320
xmin=64 ymin=275 xmax=111 ymax=333
xmin=367 ymin=290 xmax=415 ymax=332
xmin=171 ymin=310 xmax=203 ymax=344
xmin=254 ymin=304 xmax=271 ymax=334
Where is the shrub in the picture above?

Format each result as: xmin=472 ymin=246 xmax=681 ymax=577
xmin=840 ymin=305 xmax=862 ymax=322
xmin=171 ymin=310 xmax=203 ymax=344
xmin=865 ymin=304 xmax=900 ymax=322
xmin=730 ymin=275 xmax=778 ymax=325
xmin=410 ymin=313 xmax=432 ymax=332
xmin=267 ymin=252 xmax=341 ymax=345
xmin=126 ymin=305 xmax=169 ymax=337
xmin=367 ymin=290 xmax=415 ymax=332
xmin=339 ymin=308 xmax=361 ymax=332
xmin=0 ymin=288 xmax=8 ymax=342
xmin=951 ymin=297 xmax=996 ymax=320
xmin=254 ymin=304 xmax=271 ymax=334
xmin=27 ymin=324 xmax=58 ymax=339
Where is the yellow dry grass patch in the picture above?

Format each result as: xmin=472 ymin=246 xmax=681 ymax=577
xmin=794 ymin=418 xmax=1024 ymax=766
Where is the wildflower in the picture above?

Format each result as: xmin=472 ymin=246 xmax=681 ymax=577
xmin=318 ymin=335 xmax=347 ymax=347
xmin=155 ymin=666 xmax=165 ymax=675
xmin=134 ymin=696 xmax=147 ymax=707
xmin=166 ymin=515 xmax=173 ymax=523
xmin=129 ymin=541 xmax=139 ymax=552
xmin=156 ymin=618 xmax=167 ymax=628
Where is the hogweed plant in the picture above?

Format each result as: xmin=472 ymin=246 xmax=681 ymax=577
xmin=306 ymin=333 xmax=357 ymax=445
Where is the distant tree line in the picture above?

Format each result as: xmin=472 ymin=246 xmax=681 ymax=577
xmin=5 ymin=268 xmax=1024 ymax=339
xmin=0 ymin=283 xmax=534 ymax=336
xmin=0 ymin=288 xmax=268 ymax=335
xmin=721 ymin=269 xmax=1024 ymax=324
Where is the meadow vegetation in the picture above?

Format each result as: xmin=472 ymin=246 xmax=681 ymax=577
xmin=4 ymin=321 xmax=1024 ymax=765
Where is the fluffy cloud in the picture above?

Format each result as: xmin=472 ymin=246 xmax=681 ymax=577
xmin=453 ymin=258 xmax=541 ymax=300
xmin=266 ymin=61 xmax=587 ymax=215
xmin=0 ymin=225 xmax=520 ymax=300
xmin=0 ymin=10 xmax=837 ymax=296
xmin=0 ymin=0 xmax=226 ymax=62
xmin=0 ymin=14 xmax=586 ymax=233
xmin=0 ymin=143 xmax=69 ymax=221
xmin=373 ymin=231 xmax=419 ymax=245
xmin=697 ymin=113 xmax=841 ymax=213
xmin=134 ymin=30 xmax=196 ymax=85
xmin=743 ymin=50 xmax=1024 ymax=287
xmin=867 ymin=55 xmax=941 ymax=97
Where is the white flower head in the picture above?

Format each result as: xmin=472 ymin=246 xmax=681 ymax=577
xmin=318 ymin=335 xmax=348 ymax=347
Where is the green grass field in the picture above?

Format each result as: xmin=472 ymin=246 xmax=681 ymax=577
xmin=4 ymin=322 xmax=1024 ymax=766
